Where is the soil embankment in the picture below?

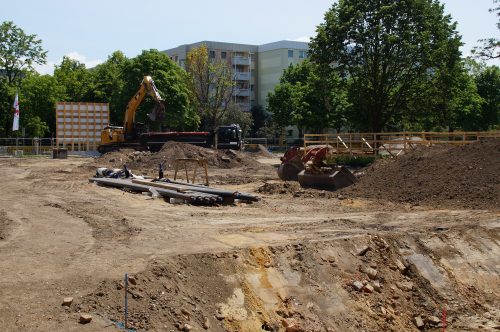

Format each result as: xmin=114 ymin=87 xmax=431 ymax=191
xmin=343 ymin=139 xmax=500 ymax=210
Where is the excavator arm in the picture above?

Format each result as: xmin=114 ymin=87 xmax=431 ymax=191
xmin=98 ymin=76 xmax=165 ymax=153
xmin=123 ymin=76 xmax=165 ymax=136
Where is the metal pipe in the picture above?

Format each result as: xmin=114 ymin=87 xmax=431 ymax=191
xmin=159 ymin=179 xmax=258 ymax=201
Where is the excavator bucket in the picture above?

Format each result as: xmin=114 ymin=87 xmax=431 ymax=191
xmin=297 ymin=166 xmax=358 ymax=190
xmin=277 ymin=147 xmax=305 ymax=181
xmin=147 ymin=101 xmax=166 ymax=121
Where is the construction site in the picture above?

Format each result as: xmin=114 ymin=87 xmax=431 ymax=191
xmin=0 ymin=132 xmax=499 ymax=332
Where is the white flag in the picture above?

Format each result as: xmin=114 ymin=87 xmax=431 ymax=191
xmin=12 ymin=93 xmax=20 ymax=131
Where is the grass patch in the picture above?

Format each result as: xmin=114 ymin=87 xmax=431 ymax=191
xmin=326 ymin=155 xmax=376 ymax=167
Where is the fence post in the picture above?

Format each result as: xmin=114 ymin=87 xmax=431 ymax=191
xmin=403 ymin=132 xmax=407 ymax=154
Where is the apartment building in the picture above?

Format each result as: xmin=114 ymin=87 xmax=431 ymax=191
xmin=163 ymin=40 xmax=309 ymax=111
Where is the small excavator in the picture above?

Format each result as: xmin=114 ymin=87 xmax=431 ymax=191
xmin=98 ymin=76 xmax=243 ymax=153
xmin=277 ymin=146 xmax=358 ymax=190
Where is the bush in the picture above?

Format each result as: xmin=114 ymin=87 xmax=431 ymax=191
xmin=326 ymin=155 xmax=376 ymax=167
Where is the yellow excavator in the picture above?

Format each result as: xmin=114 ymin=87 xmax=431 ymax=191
xmin=98 ymin=76 xmax=165 ymax=153
xmin=98 ymin=75 xmax=244 ymax=154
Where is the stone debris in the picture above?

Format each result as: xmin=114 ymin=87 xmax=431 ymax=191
xmin=181 ymin=308 xmax=190 ymax=318
xmin=352 ymin=281 xmax=364 ymax=291
xmin=128 ymin=275 xmax=137 ymax=285
xmin=202 ymin=317 xmax=210 ymax=329
xmin=357 ymin=245 xmax=371 ymax=256
xmin=396 ymin=281 xmax=414 ymax=292
xmin=361 ymin=266 xmax=378 ymax=280
xmin=426 ymin=315 xmax=441 ymax=325
xmin=61 ymin=297 xmax=73 ymax=307
xmin=363 ymin=284 xmax=374 ymax=293
xmin=413 ymin=315 xmax=425 ymax=329
xmin=395 ymin=259 xmax=406 ymax=272
xmin=282 ymin=318 xmax=303 ymax=332
xmin=79 ymin=313 xmax=92 ymax=324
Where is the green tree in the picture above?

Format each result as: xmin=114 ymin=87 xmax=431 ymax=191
xmin=310 ymin=0 xmax=462 ymax=132
xmin=25 ymin=115 xmax=49 ymax=137
xmin=402 ymin=60 xmax=483 ymax=131
xmin=53 ymin=56 xmax=94 ymax=101
xmin=250 ymin=105 xmax=270 ymax=136
xmin=220 ymin=105 xmax=253 ymax=136
xmin=120 ymin=49 xmax=198 ymax=131
xmin=0 ymin=21 xmax=47 ymax=136
xmin=0 ymin=21 xmax=47 ymax=84
xmin=90 ymin=51 xmax=128 ymax=124
xmin=185 ymin=45 xmax=236 ymax=131
xmin=476 ymin=65 xmax=500 ymax=129
xmin=267 ymin=60 xmax=349 ymax=133
xmin=20 ymin=72 xmax=65 ymax=135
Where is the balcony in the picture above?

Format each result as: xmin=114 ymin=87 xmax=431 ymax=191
xmin=232 ymin=56 xmax=250 ymax=66
xmin=234 ymin=72 xmax=250 ymax=81
xmin=234 ymin=88 xmax=250 ymax=97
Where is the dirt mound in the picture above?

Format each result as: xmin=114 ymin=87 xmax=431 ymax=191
xmin=96 ymin=142 xmax=262 ymax=174
xmin=343 ymin=139 xmax=500 ymax=210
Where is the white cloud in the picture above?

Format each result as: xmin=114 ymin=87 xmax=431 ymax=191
xmin=34 ymin=51 xmax=103 ymax=75
xmin=66 ymin=51 xmax=103 ymax=68
xmin=34 ymin=61 xmax=57 ymax=75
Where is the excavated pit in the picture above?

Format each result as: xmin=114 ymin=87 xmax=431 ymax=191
xmin=76 ymin=227 xmax=499 ymax=332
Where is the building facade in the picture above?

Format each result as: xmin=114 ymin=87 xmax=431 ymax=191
xmin=163 ymin=40 xmax=309 ymax=111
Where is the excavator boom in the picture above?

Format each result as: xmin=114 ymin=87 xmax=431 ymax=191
xmin=123 ymin=76 xmax=164 ymax=136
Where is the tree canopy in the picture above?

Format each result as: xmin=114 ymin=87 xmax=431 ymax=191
xmin=267 ymin=59 xmax=349 ymax=133
xmin=120 ymin=49 xmax=199 ymax=131
xmin=185 ymin=45 xmax=236 ymax=131
xmin=309 ymin=0 xmax=463 ymax=132
xmin=0 ymin=21 xmax=47 ymax=84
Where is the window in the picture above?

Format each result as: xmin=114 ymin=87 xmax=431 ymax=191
xmin=209 ymin=50 xmax=215 ymax=58
xmin=299 ymin=50 xmax=307 ymax=59
xmin=221 ymin=51 xmax=227 ymax=59
xmin=288 ymin=50 xmax=294 ymax=58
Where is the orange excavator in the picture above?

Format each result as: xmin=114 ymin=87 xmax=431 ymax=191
xmin=277 ymin=146 xmax=358 ymax=190
xmin=98 ymin=76 xmax=166 ymax=153
xmin=98 ymin=76 xmax=244 ymax=153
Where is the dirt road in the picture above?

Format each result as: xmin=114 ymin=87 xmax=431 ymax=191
xmin=0 ymin=157 xmax=498 ymax=331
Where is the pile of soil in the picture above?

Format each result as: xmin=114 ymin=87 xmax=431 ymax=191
xmin=97 ymin=142 xmax=262 ymax=174
xmin=343 ymin=139 xmax=500 ymax=210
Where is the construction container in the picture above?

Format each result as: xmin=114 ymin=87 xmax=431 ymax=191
xmin=52 ymin=148 xmax=68 ymax=159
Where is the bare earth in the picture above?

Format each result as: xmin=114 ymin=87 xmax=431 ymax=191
xmin=0 ymin=156 xmax=498 ymax=331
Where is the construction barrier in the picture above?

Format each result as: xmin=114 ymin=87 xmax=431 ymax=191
xmin=303 ymin=131 xmax=500 ymax=157
xmin=0 ymin=137 xmax=99 ymax=157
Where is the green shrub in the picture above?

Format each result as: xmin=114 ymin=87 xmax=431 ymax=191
xmin=326 ymin=155 xmax=376 ymax=167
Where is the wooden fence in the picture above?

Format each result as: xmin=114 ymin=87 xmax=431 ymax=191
xmin=303 ymin=131 xmax=500 ymax=157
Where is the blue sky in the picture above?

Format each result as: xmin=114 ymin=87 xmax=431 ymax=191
xmin=1 ymin=0 xmax=498 ymax=73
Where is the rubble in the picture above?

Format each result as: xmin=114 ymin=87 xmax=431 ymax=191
xmin=78 ymin=314 xmax=92 ymax=324
xmin=61 ymin=297 xmax=73 ymax=307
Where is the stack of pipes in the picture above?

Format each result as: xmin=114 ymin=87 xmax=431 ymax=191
xmin=89 ymin=177 xmax=258 ymax=206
